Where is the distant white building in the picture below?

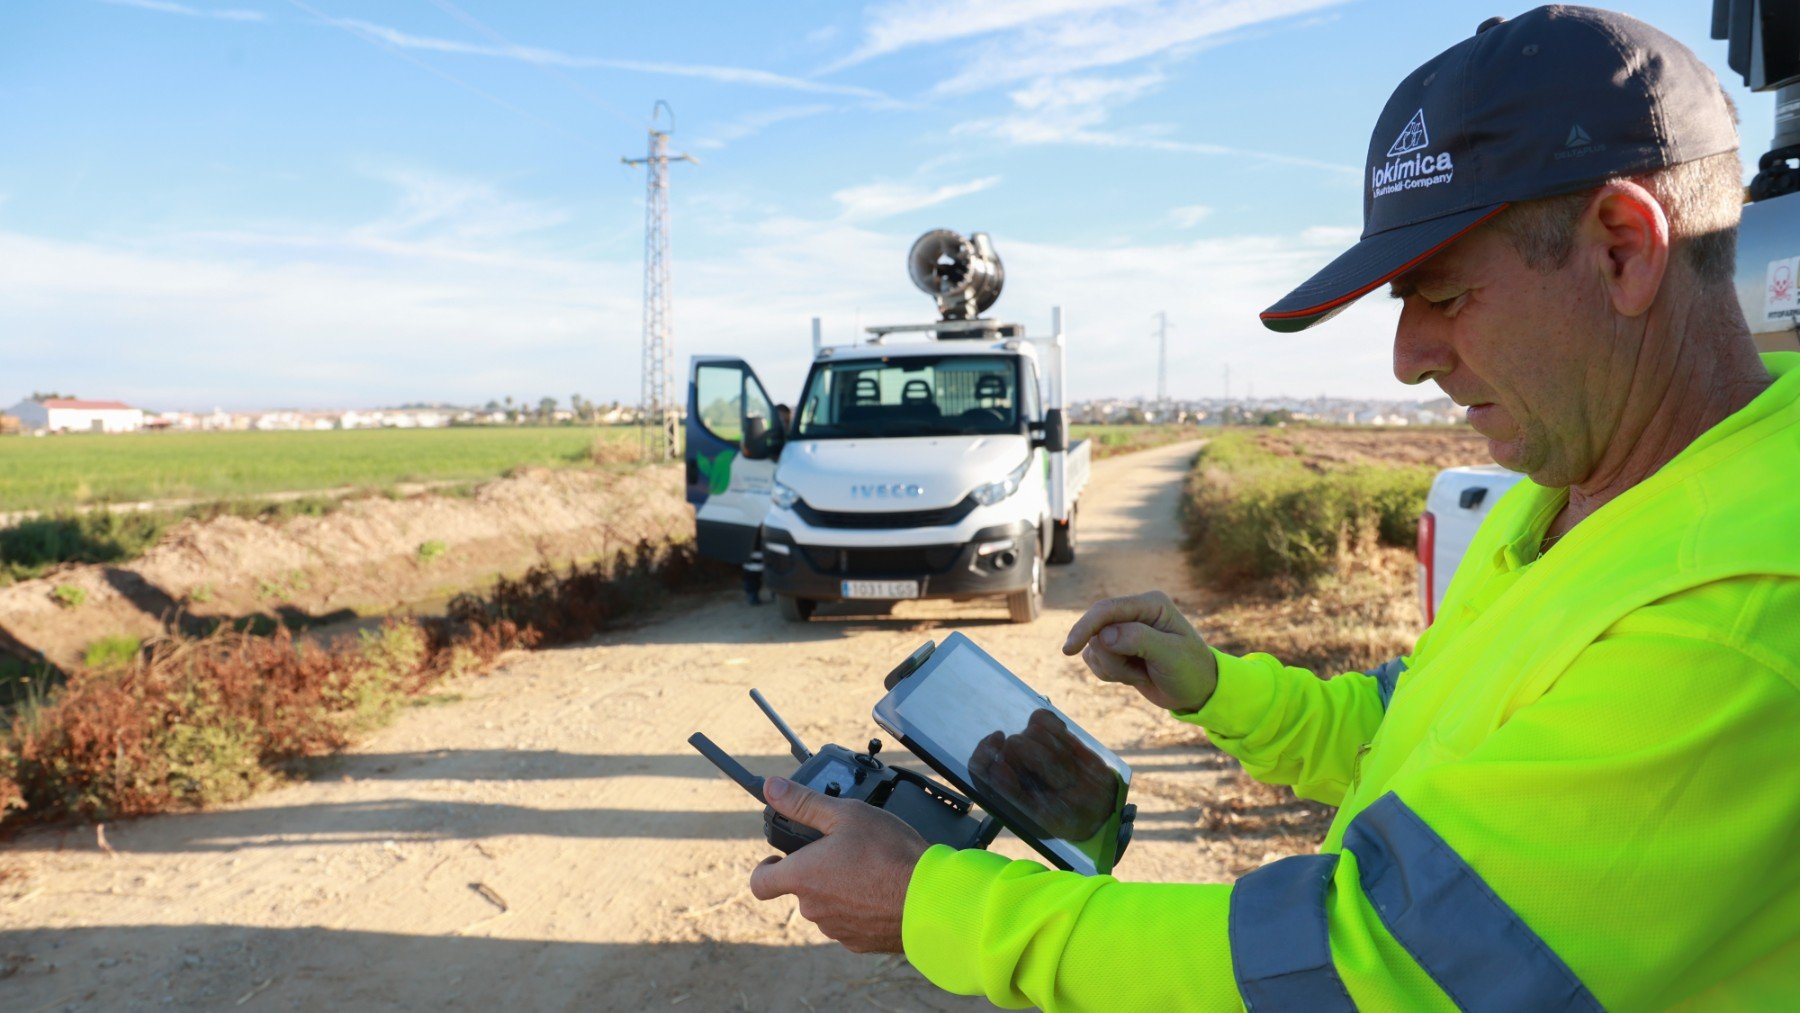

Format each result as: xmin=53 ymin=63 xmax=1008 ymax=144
xmin=5 ymin=398 xmax=145 ymax=434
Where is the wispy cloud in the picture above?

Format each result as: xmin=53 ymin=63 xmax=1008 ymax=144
xmin=953 ymin=70 xmax=1358 ymax=174
xmin=349 ymin=167 xmax=573 ymax=244
xmin=691 ymin=104 xmax=838 ymax=151
xmin=1169 ymin=204 xmax=1213 ymax=227
xmin=832 ymin=176 xmax=1002 ymax=221
xmin=822 ymin=0 xmax=1146 ymax=73
xmin=937 ymin=0 xmax=1350 ymax=94
xmin=322 ymin=17 xmax=888 ymax=100
xmin=97 ymin=0 xmax=265 ymax=22
xmin=823 ymin=0 xmax=1349 ymax=94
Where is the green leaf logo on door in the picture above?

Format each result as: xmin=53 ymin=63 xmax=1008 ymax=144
xmin=695 ymin=448 xmax=737 ymax=496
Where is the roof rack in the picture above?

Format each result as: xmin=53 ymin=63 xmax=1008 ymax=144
xmin=863 ymin=319 xmax=1024 ymax=343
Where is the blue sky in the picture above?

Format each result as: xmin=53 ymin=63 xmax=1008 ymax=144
xmin=0 ymin=0 xmax=1774 ymax=411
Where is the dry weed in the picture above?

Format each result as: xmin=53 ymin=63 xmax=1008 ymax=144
xmin=450 ymin=537 xmax=730 ymax=646
xmin=0 ymin=618 xmax=532 ymax=826
xmin=0 ymin=534 xmax=715 ymax=828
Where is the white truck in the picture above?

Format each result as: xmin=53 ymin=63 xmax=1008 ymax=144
xmin=1417 ymin=465 xmax=1524 ymax=623
xmin=684 ymin=229 xmax=1091 ymax=624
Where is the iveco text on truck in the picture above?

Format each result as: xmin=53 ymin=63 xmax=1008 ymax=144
xmin=685 ymin=229 xmax=1090 ymax=623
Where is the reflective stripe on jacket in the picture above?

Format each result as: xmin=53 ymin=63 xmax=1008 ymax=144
xmin=902 ymin=352 xmax=1800 ymax=1011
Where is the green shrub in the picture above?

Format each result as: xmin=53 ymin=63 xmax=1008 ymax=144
xmin=340 ymin=625 xmax=429 ymax=728
xmin=0 ymin=512 xmax=172 ymax=584
xmin=158 ymin=704 xmax=267 ymax=807
xmin=51 ymin=584 xmax=87 ymax=608
xmin=417 ymin=539 xmax=448 ymax=564
xmin=1182 ymin=431 xmax=1431 ymax=589
xmin=82 ymin=636 xmax=141 ymax=672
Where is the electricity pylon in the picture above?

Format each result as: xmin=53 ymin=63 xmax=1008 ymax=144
xmin=623 ymin=101 xmax=695 ymax=461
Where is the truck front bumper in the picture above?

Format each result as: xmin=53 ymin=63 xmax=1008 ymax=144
xmin=762 ymin=522 xmax=1037 ymax=601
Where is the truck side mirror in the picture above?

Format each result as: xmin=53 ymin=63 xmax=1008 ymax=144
xmin=1031 ymin=409 xmax=1068 ymax=452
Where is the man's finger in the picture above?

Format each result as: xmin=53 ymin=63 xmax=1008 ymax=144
xmin=1097 ymin=621 xmax=1187 ymax=668
xmin=750 ymin=853 xmax=799 ymax=901
xmin=763 ymin=776 xmax=851 ymax=835
xmin=1063 ymin=592 xmax=1173 ymax=655
xmin=1082 ymin=642 xmax=1152 ymax=688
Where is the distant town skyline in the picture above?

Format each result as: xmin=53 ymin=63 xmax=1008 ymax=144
xmin=6 ymin=387 xmax=1467 ymax=434
xmin=1 ymin=1 xmax=1771 ymax=410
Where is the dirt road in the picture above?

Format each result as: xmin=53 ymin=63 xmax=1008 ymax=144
xmin=0 ymin=440 xmax=1285 ymax=1010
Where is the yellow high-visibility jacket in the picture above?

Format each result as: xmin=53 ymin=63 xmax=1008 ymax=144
xmin=903 ymin=352 xmax=1800 ymax=1011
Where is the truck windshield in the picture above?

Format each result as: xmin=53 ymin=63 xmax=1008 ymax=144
xmin=795 ymin=355 xmax=1021 ymax=439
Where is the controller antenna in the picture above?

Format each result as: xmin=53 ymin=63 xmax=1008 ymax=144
xmin=750 ymin=689 xmax=813 ymax=763
xmin=687 ymin=733 xmax=767 ymax=804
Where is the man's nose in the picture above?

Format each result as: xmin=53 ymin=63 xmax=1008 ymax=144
xmin=1392 ymin=306 xmax=1454 ymax=386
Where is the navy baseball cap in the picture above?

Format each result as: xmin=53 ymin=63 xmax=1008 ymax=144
xmin=1261 ymin=5 xmax=1739 ymax=332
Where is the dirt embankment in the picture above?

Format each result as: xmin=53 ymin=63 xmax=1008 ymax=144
xmin=0 ymin=465 xmax=687 ymax=670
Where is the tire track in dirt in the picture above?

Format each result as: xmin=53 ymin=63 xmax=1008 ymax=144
xmin=0 ymin=440 xmax=1282 ymax=1011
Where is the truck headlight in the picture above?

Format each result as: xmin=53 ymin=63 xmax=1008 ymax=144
xmin=972 ymin=456 xmax=1033 ymax=507
xmin=771 ymin=481 xmax=800 ymax=510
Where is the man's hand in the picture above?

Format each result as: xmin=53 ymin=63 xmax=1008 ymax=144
xmin=747 ymin=776 xmax=929 ymax=954
xmin=1063 ymin=590 xmax=1219 ymax=712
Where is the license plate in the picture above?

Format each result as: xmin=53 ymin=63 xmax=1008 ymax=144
xmin=841 ymin=580 xmax=920 ymax=599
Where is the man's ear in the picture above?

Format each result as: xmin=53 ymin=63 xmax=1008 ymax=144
xmin=1579 ymin=181 xmax=1671 ymax=318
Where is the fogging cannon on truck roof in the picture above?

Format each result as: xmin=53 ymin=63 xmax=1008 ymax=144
xmin=685 ymin=229 xmax=1090 ymax=623
xmin=909 ymin=229 xmax=1005 ymax=322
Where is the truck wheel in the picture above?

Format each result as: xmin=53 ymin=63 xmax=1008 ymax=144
xmin=1048 ymin=508 xmax=1077 ymax=565
xmin=1006 ymin=550 xmax=1044 ymax=624
xmin=777 ymin=594 xmax=815 ymax=622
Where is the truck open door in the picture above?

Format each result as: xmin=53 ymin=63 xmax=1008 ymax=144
xmin=686 ymin=356 xmax=781 ymax=565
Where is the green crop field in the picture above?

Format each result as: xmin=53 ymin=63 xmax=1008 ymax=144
xmin=0 ymin=426 xmax=641 ymax=514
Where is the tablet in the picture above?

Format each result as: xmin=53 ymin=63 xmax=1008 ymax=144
xmin=872 ymin=632 xmax=1132 ymax=875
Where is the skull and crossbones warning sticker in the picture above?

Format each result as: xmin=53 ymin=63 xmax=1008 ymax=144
xmin=1766 ymin=257 xmax=1800 ymax=319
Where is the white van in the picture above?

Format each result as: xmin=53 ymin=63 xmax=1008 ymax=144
xmin=684 ymin=231 xmax=1089 ymax=624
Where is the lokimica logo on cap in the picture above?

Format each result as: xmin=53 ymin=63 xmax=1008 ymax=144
xmin=1371 ymin=109 xmax=1456 ymax=198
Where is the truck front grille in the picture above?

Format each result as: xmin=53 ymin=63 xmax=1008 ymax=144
xmin=801 ymin=545 xmax=964 ymax=576
xmin=792 ymin=496 xmax=977 ymax=529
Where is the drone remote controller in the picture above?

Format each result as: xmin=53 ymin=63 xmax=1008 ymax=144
xmin=689 ymin=689 xmax=997 ymax=854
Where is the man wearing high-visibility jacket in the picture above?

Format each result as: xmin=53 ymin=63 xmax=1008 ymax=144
xmin=746 ymin=7 xmax=1799 ymax=1009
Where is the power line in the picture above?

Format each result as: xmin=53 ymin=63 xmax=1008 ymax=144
xmin=623 ymin=101 xmax=696 ymax=461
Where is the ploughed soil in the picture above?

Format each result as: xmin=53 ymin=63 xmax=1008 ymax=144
xmin=0 ymin=466 xmax=688 ymax=671
xmin=0 ymin=441 xmax=1376 ymax=1010
xmin=1267 ymin=425 xmax=1490 ymax=470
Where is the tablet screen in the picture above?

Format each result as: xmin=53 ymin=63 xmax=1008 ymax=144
xmin=874 ymin=633 xmax=1130 ymax=875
